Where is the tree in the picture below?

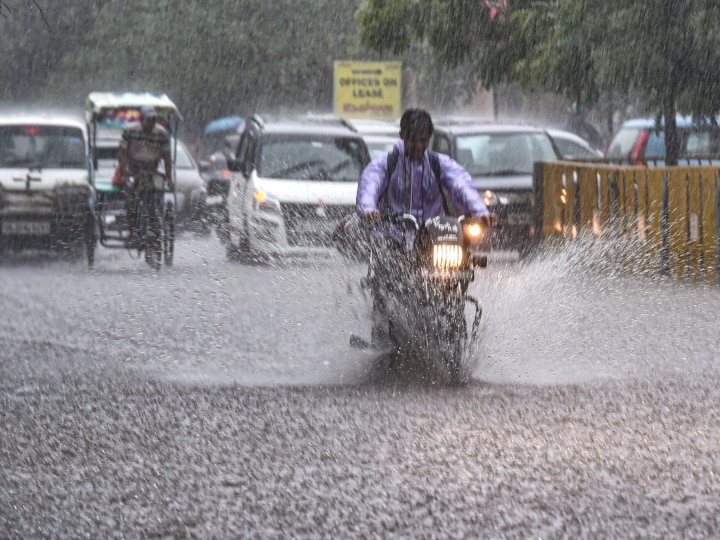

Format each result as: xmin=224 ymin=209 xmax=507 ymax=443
xmin=44 ymin=0 xmax=366 ymax=136
xmin=357 ymin=0 xmax=720 ymax=165
xmin=0 ymin=0 xmax=106 ymax=103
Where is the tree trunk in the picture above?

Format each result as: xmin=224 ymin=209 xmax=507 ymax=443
xmin=663 ymin=91 xmax=679 ymax=166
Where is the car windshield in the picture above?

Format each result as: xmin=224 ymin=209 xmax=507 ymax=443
xmin=259 ymin=135 xmax=367 ymax=181
xmin=454 ymin=132 xmax=557 ymax=175
xmin=0 ymin=125 xmax=86 ymax=169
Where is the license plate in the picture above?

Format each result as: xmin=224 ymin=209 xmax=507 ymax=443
xmin=1 ymin=221 xmax=51 ymax=235
xmin=506 ymin=213 xmax=531 ymax=225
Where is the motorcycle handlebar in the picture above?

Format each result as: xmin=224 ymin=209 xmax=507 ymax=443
xmin=368 ymin=213 xmax=500 ymax=230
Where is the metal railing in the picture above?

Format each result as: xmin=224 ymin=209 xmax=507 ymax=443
xmin=533 ymin=161 xmax=720 ymax=284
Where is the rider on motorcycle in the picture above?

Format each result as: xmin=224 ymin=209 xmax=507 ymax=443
xmin=356 ymin=108 xmax=498 ymax=348
xmin=117 ymin=105 xmax=173 ymax=248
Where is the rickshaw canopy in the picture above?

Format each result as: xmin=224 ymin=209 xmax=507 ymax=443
xmin=86 ymin=92 xmax=182 ymax=136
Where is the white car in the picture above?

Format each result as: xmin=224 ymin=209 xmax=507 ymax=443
xmin=341 ymin=118 xmax=399 ymax=137
xmin=222 ymin=115 xmax=371 ymax=260
xmin=546 ymin=128 xmax=603 ymax=160
xmin=362 ymin=134 xmax=397 ymax=160
xmin=0 ymin=112 xmax=95 ymax=265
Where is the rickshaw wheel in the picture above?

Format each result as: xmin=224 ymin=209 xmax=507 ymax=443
xmin=163 ymin=200 xmax=174 ymax=267
xmin=85 ymin=210 xmax=96 ymax=269
xmin=142 ymin=192 xmax=162 ymax=270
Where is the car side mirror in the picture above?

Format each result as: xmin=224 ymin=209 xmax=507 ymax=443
xmin=199 ymin=160 xmax=211 ymax=173
xmin=227 ymin=158 xmax=243 ymax=173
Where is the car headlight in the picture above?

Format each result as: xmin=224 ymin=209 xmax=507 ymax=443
xmin=432 ymin=243 xmax=464 ymax=269
xmin=483 ymin=190 xmax=498 ymax=207
xmin=253 ymin=188 xmax=281 ymax=213
xmin=497 ymin=191 xmax=533 ymax=205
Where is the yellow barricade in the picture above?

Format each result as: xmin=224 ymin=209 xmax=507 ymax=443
xmin=534 ymin=162 xmax=720 ymax=284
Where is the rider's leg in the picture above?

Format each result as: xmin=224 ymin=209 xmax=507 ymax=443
xmin=370 ymin=290 xmax=390 ymax=349
xmin=125 ymin=183 xmax=139 ymax=248
xmin=369 ymin=239 xmax=392 ymax=349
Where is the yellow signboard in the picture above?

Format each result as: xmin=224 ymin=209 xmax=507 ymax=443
xmin=334 ymin=61 xmax=401 ymax=119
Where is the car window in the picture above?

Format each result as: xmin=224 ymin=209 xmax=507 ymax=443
xmin=174 ymin=143 xmax=195 ymax=169
xmin=554 ymin=138 xmax=599 ymax=159
xmin=366 ymin=141 xmax=395 ymax=160
xmin=433 ymin=134 xmax=451 ymax=155
xmin=96 ymin=146 xmax=118 ymax=169
xmin=454 ymin=133 xmax=557 ymax=175
xmin=258 ymin=135 xmax=367 ymax=181
xmin=644 ymin=132 xmax=665 ymax=158
xmin=0 ymin=125 xmax=86 ymax=169
xmin=606 ymin=127 xmax=642 ymax=158
xmin=685 ymin=129 xmax=720 ymax=155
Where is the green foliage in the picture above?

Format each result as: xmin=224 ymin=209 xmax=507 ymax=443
xmin=357 ymin=0 xmax=720 ymax=163
xmin=4 ymin=0 xmax=366 ymax=135
xmin=0 ymin=0 xmax=109 ymax=104
xmin=6 ymin=0 xmax=720 ymax=156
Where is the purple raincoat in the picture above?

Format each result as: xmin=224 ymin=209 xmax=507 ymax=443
xmin=356 ymin=140 xmax=489 ymax=221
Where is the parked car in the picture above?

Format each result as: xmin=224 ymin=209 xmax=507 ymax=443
xmin=0 ymin=112 xmax=95 ymax=265
xmin=362 ymin=134 xmax=397 ymax=160
xmin=93 ymin=137 xmax=208 ymax=232
xmin=197 ymin=117 xmax=245 ymax=239
xmin=605 ymin=116 xmax=720 ymax=165
xmin=223 ymin=114 xmax=371 ymax=260
xmin=547 ymin=128 xmax=603 ymax=160
xmin=340 ymin=118 xmax=399 ymax=137
xmin=431 ymin=121 xmax=562 ymax=256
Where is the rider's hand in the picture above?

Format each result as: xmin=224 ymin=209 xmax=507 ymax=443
xmin=362 ymin=210 xmax=381 ymax=226
xmin=479 ymin=213 xmax=500 ymax=228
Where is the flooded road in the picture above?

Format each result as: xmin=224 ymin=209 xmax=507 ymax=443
xmin=1 ymin=234 xmax=719 ymax=537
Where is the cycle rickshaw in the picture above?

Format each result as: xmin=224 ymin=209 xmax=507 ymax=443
xmin=85 ymin=92 xmax=180 ymax=269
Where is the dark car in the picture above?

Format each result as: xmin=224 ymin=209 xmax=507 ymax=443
xmin=431 ymin=121 xmax=562 ymax=256
xmin=605 ymin=116 xmax=720 ymax=165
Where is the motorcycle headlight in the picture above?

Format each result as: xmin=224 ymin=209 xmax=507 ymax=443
xmin=432 ymin=243 xmax=464 ymax=269
xmin=483 ymin=190 xmax=498 ymax=207
xmin=462 ymin=221 xmax=485 ymax=240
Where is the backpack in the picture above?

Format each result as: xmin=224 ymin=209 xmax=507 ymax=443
xmin=383 ymin=147 xmax=450 ymax=214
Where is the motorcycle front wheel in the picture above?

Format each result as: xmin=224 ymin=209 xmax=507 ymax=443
xmin=436 ymin=295 xmax=468 ymax=384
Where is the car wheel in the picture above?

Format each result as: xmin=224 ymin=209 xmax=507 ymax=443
xmin=84 ymin=210 xmax=96 ymax=269
xmin=163 ymin=201 xmax=175 ymax=267
xmin=216 ymin=205 xmax=231 ymax=247
xmin=225 ymin=216 xmax=248 ymax=261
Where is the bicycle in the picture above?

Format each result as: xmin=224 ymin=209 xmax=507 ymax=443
xmin=131 ymin=172 xmax=174 ymax=270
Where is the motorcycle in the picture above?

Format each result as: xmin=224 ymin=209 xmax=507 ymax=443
xmin=351 ymin=213 xmax=489 ymax=384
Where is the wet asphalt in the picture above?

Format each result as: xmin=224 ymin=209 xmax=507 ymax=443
xmin=1 ymin=234 xmax=720 ymax=538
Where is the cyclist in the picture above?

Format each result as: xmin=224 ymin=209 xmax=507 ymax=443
xmin=117 ymin=105 xmax=173 ymax=248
